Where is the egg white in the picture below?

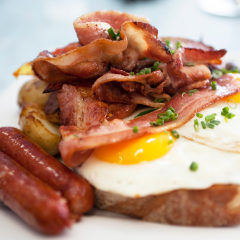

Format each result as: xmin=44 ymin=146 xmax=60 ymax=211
xmin=78 ymin=137 xmax=240 ymax=198
xmin=177 ymin=101 xmax=240 ymax=153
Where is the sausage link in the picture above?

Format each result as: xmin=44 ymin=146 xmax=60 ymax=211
xmin=0 ymin=127 xmax=94 ymax=218
xmin=0 ymin=151 xmax=70 ymax=235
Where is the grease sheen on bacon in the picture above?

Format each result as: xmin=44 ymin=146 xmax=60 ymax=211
xmin=59 ymin=75 xmax=240 ymax=167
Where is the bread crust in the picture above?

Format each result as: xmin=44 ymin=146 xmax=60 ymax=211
xmin=95 ymin=184 xmax=240 ymax=226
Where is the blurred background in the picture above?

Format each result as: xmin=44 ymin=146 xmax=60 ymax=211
xmin=0 ymin=0 xmax=240 ymax=92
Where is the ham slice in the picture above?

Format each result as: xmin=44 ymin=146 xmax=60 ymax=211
xmin=59 ymin=74 xmax=240 ymax=167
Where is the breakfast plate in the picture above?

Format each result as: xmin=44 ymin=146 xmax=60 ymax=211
xmin=1 ymin=8 xmax=240 ymax=237
xmin=0 ymin=68 xmax=240 ymax=239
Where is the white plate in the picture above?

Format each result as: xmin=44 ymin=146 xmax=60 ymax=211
xmin=1 ymin=76 xmax=240 ymax=240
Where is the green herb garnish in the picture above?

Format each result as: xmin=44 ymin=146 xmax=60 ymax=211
xmin=150 ymin=107 xmax=178 ymax=126
xmin=211 ymin=81 xmax=217 ymax=90
xmin=107 ymin=27 xmax=121 ymax=40
xmin=165 ymin=39 xmax=175 ymax=55
xmin=196 ymin=112 xmax=203 ymax=118
xmin=212 ymin=69 xmax=223 ymax=79
xmin=165 ymin=39 xmax=171 ymax=48
xmin=188 ymin=89 xmax=198 ymax=96
xmin=154 ymin=98 xmax=168 ymax=103
xmin=201 ymin=121 xmax=206 ymax=129
xmin=152 ymin=61 xmax=160 ymax=71
xmin=194 ymin=119 xmax=199 ymax=131
xmin=135 ymin=108 xmax=159 ymax=118
xmin=205 ymin=113 xmax=216 ymax=122
xmin=190 ymin=161 xmax=199 ymax=171
xmin=132 ymin=126 xmax=138 ymax=133
xmin=176 ymin=41 xmax=181 ymax=49
xmin=221 ymin=106 xmax=235 ymax=119
xmin=185 ymin=62 xmax=195 ymax=67
xmin=171 ymin=130 xmax=180 ymax=139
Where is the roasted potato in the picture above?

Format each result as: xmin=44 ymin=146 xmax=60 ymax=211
xmin=19 ymin=104 xmax=60 ymax=155
xmin=18 ymin=78 xmax=50 ymax=108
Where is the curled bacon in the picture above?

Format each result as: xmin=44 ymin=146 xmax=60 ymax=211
xmin=166 ymin=50 xmax=211 ymax=90
xmin=32 ymin=11 xmax=171 ymax=83
xmin=93 ymin=71 xmax=167 ymax=107
xmin=74 ymin=10 xmax=149 ymax=45
xmin=58 ymin=84 xmax=137 ymax=130
xmin=161 ymin=37 xmax=226 ymax=64
xmin=32 ymin=33 xmax=128 ymax=82
xmin=59 ymin=74 xmax=240 ymax=167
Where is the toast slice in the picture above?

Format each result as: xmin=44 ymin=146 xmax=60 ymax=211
xmin=95 ymin=184 xmax=240 ymax=226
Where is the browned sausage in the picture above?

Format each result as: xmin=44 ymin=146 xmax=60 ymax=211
xmin=0 ymin=127 xmax=94 ymax=218
xmin=0 ymin=151 xmax=71 ymax=235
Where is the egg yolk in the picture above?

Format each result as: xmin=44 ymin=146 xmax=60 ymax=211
xmin=94 ymin=131 xmax=175 ymax=165
xmin=222 ymin=77 xmax=240 ymax=103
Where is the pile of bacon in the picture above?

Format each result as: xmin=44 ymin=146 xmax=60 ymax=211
xmin=30 ymin=11 xmax=240 ymax=167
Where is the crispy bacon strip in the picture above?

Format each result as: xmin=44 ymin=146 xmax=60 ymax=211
xmin=33 ymin=11 xmax=172 ymax=83
xmin=59 ymin=74 xmax=240 ymax=167
xmin=58 ymin=85 xmax=108 ymax=130
xmin=166 ymin=50 xmax=212 ymax=90
xmin=32 ymin=31 xmax=128 ymax=82
xmin=74 ymin=10 xmax=149 ymax=45
xmin=161 ymin=37 xmax=226 ymax=64
xmin=121 ymin=22 xmax=172 ymax=62
xmin=93 ymin=71 xmax=167 ymax=107
xmin=74 ymin=10 xmax=149 ymax=30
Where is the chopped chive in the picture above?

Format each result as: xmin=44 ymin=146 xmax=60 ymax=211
xmin=168 ymin=139 xmax=174 ymax=145
xmin=165 ymin=39 xmax=175 ymax=55
xmin=135 ymin=108 xmax=159 ymax=118
xmin=226 ymin=112 xmax=235 ymax=119
xmin=152 ymin=61 xmax=160 ymax=71
xmin=185 ymin=62 xmax=195 ymax=67
xmin=144 ymin=68 xmax=151 ymax=74
xmin=211 ymin=81 xmax=217 ymax=90
xmin=189 ymin=161 xmax=199 ymax=171
xmin=194 ymin=119 xmax=199 ymax=131
xmin=188 ymin=89 xmax=198 ymax=96
xmin=171 ymin=130 xmax=180 ymax=139
xmin=196 ymin=112 xmax=203 ymax=118
xmin=108 ymin=27 xmax=116 ymax=39
xmin=205 ymin=113 xmax=216 ymax=122
xmin=212 ymin=69 xmax=223 ymax=79
xmin=132 ymin=126 xmax=138 ymax=133
xmin=176 ymin=41 xmax=181 ymax=49
xmin=221 ymin=106 xmax=229 ymax=115
xmin=210 ymin=120 xmax=220 ymax=125
xmin=165 ymin=39 xmax=171 ymax=48
xmin=221 ymin=106 xmax=235 ymax=119
xmin=150 ymin=107 xmax=178 ymax=127
xmin=154 ymin=98 xmax=167 ymax=103
xmin=206 ymin=122 xmax=215 ymax=129
xmin=201 ymin=121 xmax=206 ymax=129
xmin=130 ymin=72 xmax=134 ymax=76
xmin=107 ymin=27 xmax=121 ymax=40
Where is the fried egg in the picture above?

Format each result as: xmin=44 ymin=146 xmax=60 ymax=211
xmin=78 ymin=74 xmax=240 ymax=198
xmin=178 ymin=74 xmax=240 ymax=153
